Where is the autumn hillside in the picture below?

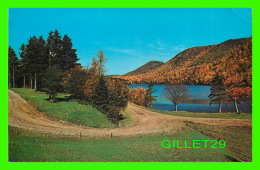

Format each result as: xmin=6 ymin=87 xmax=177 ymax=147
xmin=113 ymin=37 xmax=252 ymax=85
xmin=124 ymin=60 xmax=164 ymax=76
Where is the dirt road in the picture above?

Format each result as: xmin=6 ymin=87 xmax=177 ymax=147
xmin=8 ymin=90 xmax=251 ymax=137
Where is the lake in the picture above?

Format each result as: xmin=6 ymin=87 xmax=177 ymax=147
xmin=129 ymin=84 xmax=251 ymax=113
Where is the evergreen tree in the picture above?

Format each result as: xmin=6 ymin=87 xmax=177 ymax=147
xmin=21 ymin=36 xmax=48 ymax=90
xmin=43 ymin=66 xmax=63 ymax=102
xmin=61 ymin=34 xmax=79 ymax=70
xmin=209 ymin=74 xmax=227 ymax=113
xmin=64 ymin=65 xmax=88 ymax=99
xmin=19 ymin=43 xmax=28 ymax=88
xmin=46 ymin=30 xmax=63 ymax=68
xmin=8 ymin=46 xmax=19 ymax=88
xmin=145 ymin=83 xmax=157 ymax=108
xmin=107 ymin=78 xmax=129 ymax=124
xmin=47 ymin=30 xmax=79 ymax=71
xmin=92 ymin=75 xmax=110 ymax=113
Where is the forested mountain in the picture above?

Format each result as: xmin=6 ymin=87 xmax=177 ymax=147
xmin=124 ymin=61 xmax=164 ymax=76
xmin=114 ymin=37 xmax=252 ymax=86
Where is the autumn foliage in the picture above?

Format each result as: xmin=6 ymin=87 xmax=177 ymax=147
xmin=129 ymin=87 xmax=148 ymax=106
xmin=113 ymin=37 xmax=252 ymax=86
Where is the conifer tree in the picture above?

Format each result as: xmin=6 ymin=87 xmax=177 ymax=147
xmin=61 ymin=34 xmax=79 ymax=70
xmin=209 ymin=73 xmax=227 ymax=113
xmin=46 ymin=30 xmax=63 ymax=68
xmin=145 ymin=83 xmax=157 ymax=108
xmin=43 ymin=66 xmax=63 ymax=102
xmin=8 ymin=46 xmax=19 ymax=88
xmin=92 ymin=74 xmax=110 ymax=113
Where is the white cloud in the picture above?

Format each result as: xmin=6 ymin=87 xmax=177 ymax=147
xmin=170 ymin=45 xmax=186 ymax=52
xmin=106 ymin=47 xmax=138 ymax=55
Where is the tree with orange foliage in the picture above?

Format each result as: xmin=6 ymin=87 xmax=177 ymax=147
xmin=129 ymin=87 xmax=148 ymax=106
xmin=226 ymin=87 xmax=252 ymax=114
xmin=63 ymin=65 xmax=88 ymax=99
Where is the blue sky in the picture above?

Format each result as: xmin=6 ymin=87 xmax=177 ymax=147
xmin=9 ymin=8 xmax=252 ymax=75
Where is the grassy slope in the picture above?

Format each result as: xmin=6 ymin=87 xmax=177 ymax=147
xmin=9 ymin=126 xmax=238 ymax=162
xmin=10 ymin=88 xmax=116 ymax=128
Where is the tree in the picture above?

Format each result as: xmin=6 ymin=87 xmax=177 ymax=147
xmin=145 ymin=83 xmax=157 ymax=108
xmin=63 ymin=65 xmax=88 ymax=99
xmin=8 ymin=46 xmax=19 ymax=88
xmin=60 ymin=34 xmax=79 ymax=70
xmin=208 ymin=74 xmax=227 ymax=113
xmin=163 ymin=84 xmax=190 ymax=111
xmin=20 ymin=36 xmax=48 ymax=90
xmin=96 ymin=49 xmax=107 ymax=75
xmin=226 ymin=87 xmax=252 ymax=114
xmin=19 ymin=43 xmax=29 ymax=88
xmin=46 ymin=30 xmax=63 ymax=68
xmin=43 ymin=66 xmax=63 ymax=102
xmin=129 ymin=87 xmax=148 ymax=106
xmin=107 ymin=78 xmax=129 ymax=124
xmin=92 ymin=75 xmax=110 ymax=113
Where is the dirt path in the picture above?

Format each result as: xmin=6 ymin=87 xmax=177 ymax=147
xmin=8 ymin=90 xmax=251 ymax=137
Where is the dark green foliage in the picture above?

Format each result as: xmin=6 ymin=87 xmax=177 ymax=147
xmin=24 ymin=36 xmax=49 ymax=90
xmin=60 ymin=34 xmax=79 ymax=70
xmin=124 ymin=60 xmax=164 ymax=76
xmin=63 ymin=66 xmax=89 ymax=99
xmin=107 ymin=78 xmax=129 ymax=124
xmin=92 ymin=75 xmax=110 ymax=113
xmin=88 ymin=50 xmax=129 ymax=125
xmin=43 ymin=66 xmax=64 ymax=101
xmin=8 ymin=46 xmax=19 ymax=88
xmin=145 ymin=83 xmax=157 ymax=108
xmin=46 ymin=30 xmax=63 ymax=68
xmin=209 ymin=74 xmax=227 ymax=113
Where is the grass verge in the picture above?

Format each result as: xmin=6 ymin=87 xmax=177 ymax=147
xmin=9 ymin=126 xmax=238 ymax=162
xmin=148 ymin=107 xmax=252 ymax=119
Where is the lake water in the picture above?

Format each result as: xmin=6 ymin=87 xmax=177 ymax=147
xmin=129 ymin=84 xmax=251 ymax=113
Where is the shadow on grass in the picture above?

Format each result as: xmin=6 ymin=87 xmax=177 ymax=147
xmin=44 ymin=96 xmax=72 ymax=103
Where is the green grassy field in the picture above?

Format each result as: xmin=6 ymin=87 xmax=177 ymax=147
xmin=10 ymin=88 xmax=116 ymax=128
xmin=9 ymin=126 xmax=239 ymax=162
xmin=148 ymin=107 xmax=252 ymax=119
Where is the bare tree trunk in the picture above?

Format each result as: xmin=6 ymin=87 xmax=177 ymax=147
xmin=175 ymin=104 xmax=178 ymax=111
xmin=34 ymin=72 xmax=37 ymax=91
xmin=234 ymin=100 xmax=239 ymax=114
xmin=30 ymin=77 xmax=33 ymax=89
xmin=23 ymin=75 xmax=26 ymax=88
xmin=219 ymin=103 xmax=222 ymax=113
xmin=12 ymin=68 xmax=15 ymax=88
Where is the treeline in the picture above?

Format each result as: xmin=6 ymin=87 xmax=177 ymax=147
xmin=8 ymin=30 xmax=79 ymax=89
xmin=8 ymin=30 xmax=129 ymax=124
